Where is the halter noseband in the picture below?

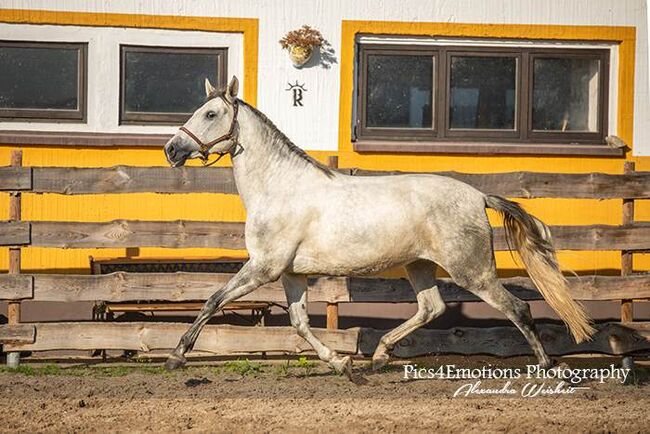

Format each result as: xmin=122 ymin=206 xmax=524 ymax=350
xmin=179 ymin=97 xmax=239 ymax=166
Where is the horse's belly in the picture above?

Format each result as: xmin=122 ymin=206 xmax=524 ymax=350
xmin=289 ymin=233 xmax=419 ymax=276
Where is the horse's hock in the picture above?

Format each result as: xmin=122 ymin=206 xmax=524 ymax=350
xmin=1 ymin=151 xmax=650 ymax=360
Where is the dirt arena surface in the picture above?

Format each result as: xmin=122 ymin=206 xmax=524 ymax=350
xmin=0 ymin=356 xmax=648 ymax=433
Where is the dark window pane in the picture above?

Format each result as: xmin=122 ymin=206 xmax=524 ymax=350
xmin=123 ymin=48 xmax=222 ymax=114
xmin=533 ymin=57 xmax=600 ymax=132
xmin=366 ymin=54 xmax=433 ymax=128
xmin=449 ymin=56 xmax=516 ymax=130
xmin=0 ymin=44 xmax=80 ymax=110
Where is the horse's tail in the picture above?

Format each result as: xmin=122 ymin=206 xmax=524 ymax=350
xmin=485 ymin=195 xmax=595 ymax=343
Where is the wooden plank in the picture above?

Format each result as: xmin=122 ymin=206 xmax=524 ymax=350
xmin=105 ymin=302 xmax=271 ymax=313
xmin=11 ymin=221 xmax=650 ymax=251
xmin=6 ymin=149 xmax=23 ymax=366
xmin=358 ymin=322 xmax=650 ymax=357
xmin=0 ymin=272 xmax=348 ymax=303
xmin=0 ymin=166 xmax=647 ymax=199
xmin=17 ymin=220 xmax=245 ymax=249
xmin=0 ymin=167 xmax=31 ymax=191
xmin=0 ymin=324 xmax=35 ymax=344
xmin=0 ymin=130 xmax=171 ymax=147
xmin=327 ymin=304 xmax=339 ymax=329
xmin=4 ymin=323 xmax=359 ymax=355
xmin=348 ymin=274 xmax=650 ymax=302
xmin=30 ymin=166 xmax=237 ymax=195
xmin=0 ymin=221 xmax=30 ymax=245
xmin=621 ymin=162 xmax=635 ymax=323
xmin=493 ymin=223 xmax=650 ymax=251
xmin=1 ymin=221 xmax=648 ymax=251
xmin=0 ymin=274 xmax=32 ymax=300
xmin=351 ymin=169 xmax=650 ymax=199
xmin=0 ymin=273 xmax=646 ymax=303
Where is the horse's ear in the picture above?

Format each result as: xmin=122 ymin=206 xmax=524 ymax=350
xmin=227 ymin=76 xmax=239 ymax=101
xmin=204 ymin=78 xmax=216 ymax=98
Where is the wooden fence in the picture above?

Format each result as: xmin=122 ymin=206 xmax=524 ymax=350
xmin=1 ymin=151 xmax=650 ymax=360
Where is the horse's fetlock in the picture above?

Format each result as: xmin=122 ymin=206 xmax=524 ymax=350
xmin=378 ymin=337 xmax=393 ymax=351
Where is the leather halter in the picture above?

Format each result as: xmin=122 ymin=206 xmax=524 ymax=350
xmin=179 ymin=96 xmax=239 ymax=166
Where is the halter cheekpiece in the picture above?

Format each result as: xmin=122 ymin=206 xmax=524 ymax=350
xmin=179 ymin=96 xmax=239 ymax=167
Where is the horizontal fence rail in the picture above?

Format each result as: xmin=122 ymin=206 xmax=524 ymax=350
xmin=2 ymin=322 xmax=649 ymax=357
xmin=0 ymin=273 xmax=649 ymax=303
xmin=358 ymin=322 xmax=650 ymax=357
xmin=1 ymin=166 xmax=650 ymax=199
xmin=1 ymin=220 xmax=649 ymax=251
xmin=0 ymin=323 xmax=359 ymax=354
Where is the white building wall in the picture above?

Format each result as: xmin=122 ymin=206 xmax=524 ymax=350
xmin=0 ymin=24 xmax=243 ymax=135
xmin=0 ymin=0 xmax=648 ymax=155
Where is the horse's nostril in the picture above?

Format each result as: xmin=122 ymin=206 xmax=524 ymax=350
xmin=167 ymin=145 xmax=176 ymax=158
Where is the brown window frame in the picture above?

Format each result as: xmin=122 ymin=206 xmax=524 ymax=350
xmin=358 ymin=45 xmax=438 ymax=140
xmin=355 ymin=43 xmax=610 ymax=151
xmin=527 ymin=50 xmax=609 ymax=144
xmin=119 ymin=45 xmax=228 ymax=125
xmin=0 ymin=40 xmax=87 ymax=122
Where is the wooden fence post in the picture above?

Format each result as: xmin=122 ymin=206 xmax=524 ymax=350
xmin=6 ymin=150 xmax=22 ymax=368
xmin=621 ymin=161 xmax=634 ymax=370
xmin=326 ymin=156 xmax=339 ymax=330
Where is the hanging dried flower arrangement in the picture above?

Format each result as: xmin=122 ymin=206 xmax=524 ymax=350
xmin=279 ymin=25 xmax=324 ymax=68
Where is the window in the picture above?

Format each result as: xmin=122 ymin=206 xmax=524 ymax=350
xmin=120 ymin=45 xmax=227 ymax=125
xmin=356 ymin=44 xmax=609 ymax=146
xmin=0 ymin=41 xmax=87 ymax=121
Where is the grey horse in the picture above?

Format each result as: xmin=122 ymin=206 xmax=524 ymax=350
xmin=163 ymin=76 xmax=595 ymax=378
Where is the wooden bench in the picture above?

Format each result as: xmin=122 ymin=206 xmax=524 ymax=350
xmin=90 ymin=256 xmax=272 ymax=326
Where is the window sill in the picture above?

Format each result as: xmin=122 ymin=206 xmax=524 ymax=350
xmin=353 ymin=140 xmax=625 ymax=157
xmin=0 ymin=130 xmax=171 ymax=147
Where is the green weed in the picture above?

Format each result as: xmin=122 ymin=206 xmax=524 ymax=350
xmin=224 ymin=359 xmax=263 ymax=377
xmin=295 ymin=356 xmax=315 ymax=377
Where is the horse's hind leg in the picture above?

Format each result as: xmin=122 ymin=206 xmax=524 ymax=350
xmin=372 ymin=260 xmax=446 ymax=371
xmin=282 ymin=273 xmax=353 ymax=378
xmin=445 ymin=257 xmax=552 ymax=368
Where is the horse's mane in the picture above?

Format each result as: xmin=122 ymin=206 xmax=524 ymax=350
xmin=207 ymin=89 xmax=333 ymax=178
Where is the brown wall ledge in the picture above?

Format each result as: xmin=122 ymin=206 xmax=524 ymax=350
xmin=354 ymin=140 xmax=625 ymax=157
xmin=0 ymin=130 xmax=172 ymax=147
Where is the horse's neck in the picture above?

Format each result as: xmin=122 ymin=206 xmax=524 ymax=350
xmin=231 ymin=105 xmax=320 ymax=211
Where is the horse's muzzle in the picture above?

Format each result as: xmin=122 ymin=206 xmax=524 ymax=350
xmin=164 ymin=137 xmax=189 ymax=167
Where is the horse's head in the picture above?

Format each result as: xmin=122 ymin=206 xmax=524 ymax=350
xmin=164 ymin=76 xmax=240 ymax=167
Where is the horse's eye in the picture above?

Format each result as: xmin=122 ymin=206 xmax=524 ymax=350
xmin=206 ymin=111 xmax=216 ymax=119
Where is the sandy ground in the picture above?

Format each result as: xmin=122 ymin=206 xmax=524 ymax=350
xmin=0 ymin=356 xmax=648 ymax=433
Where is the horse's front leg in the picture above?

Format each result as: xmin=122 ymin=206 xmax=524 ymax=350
xmin=165 ymin=260 xmax=279 ymax=370
xmin=282 ymin=273 xmax=353 ymax=378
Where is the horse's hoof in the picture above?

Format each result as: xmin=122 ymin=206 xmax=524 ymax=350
xmin=372 ymin=353 xmax=390 ymax=371
xmin=165 ymin=354 xmax=186 ymax=371
xmin=330 ymin=355 xmax=353 ymax=379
